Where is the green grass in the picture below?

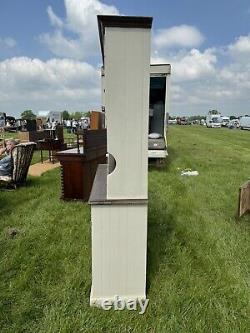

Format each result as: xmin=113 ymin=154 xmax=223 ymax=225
xmin=0 ymin=126 xmax=250 ymax=332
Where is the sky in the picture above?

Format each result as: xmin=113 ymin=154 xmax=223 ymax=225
xmin=0 ymin=0 xmax=250 ymax=117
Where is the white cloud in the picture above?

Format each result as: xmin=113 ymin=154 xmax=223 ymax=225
xmin=39 ymin=0 xmax=119 ymax=60
xmin=0 ymin=37 xmax=17 ymax=49
xmin=2 ymin=0 xmax=250 ymax=117
xmin=154 ymin=25 xmax=204 ymax=50
xmin=170 ymin=84 xmax=184 ymax=102
xmin=64 ymin=0 xmax=119 ymax=34
xmin=228 ymin=35 xmax=250 ymax=62
xmin=171 ymin=59 xmax=250 ymax=115
xmin=152 ymin=42 xmax=250 ymax=116
xmin=39 ymin=31 xmax=83 ymax=60
xmin=172 ymin=49 xmax=217 ymax=81
xmin=47 ymin=6 xmax=64 ymax=29
xmin=0 ymin=57 xmax=101 ymax=116
xmin=152 ymin=48 xmax=217 ymax=82
xmin=218 ymin=63 xmax=250 ymax=90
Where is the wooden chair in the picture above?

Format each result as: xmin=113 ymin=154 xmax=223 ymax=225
xmin=238 ymin=181 xmax=250 ymax=219
xmin=0 ymin=142 xmax=36 ymax=188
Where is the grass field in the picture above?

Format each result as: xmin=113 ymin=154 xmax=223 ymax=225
xmin=0 ymin=126 xmax=250 ymax=332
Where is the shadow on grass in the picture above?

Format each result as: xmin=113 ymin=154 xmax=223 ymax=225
xmin=0 ymin=172 xmax=60 ymax=216
xmin=146 ymin=146 xmax=179 ymax=293
xmin=0 ymin=192 xmax=9 ymax=212
xmin=0 ymin=181 xmax=39 ymax=217
xmin=146 ymin=195 xmax=175 ymax=293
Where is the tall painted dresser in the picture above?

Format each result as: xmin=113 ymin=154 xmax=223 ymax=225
xmin=89 ymin=15 xmax=152 ymax=306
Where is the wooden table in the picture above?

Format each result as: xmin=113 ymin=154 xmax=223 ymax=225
xmin=37 ymin=139 xmax=66 ymax=163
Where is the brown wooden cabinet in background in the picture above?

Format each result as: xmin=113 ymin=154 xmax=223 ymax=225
xmin=90 ymin=111 xmax=105 ymax=130
xmin=56 ymin=129 xmax=107 ymax=201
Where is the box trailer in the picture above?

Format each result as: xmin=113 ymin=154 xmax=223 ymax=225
xmin=221 ymin=116 xmax=230 ymax=127
xmin=240 ymin=116 xmax=250 ymax=130
xmin=148 ymin=64 xmax=171 ymax=159
xmin=37 ymin=110 xmax=62 ymax=124
xmin=206 ymin=110 xmax=221 ymax=128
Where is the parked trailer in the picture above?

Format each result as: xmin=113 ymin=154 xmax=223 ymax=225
xmin=206 ymin=110 xmax=221 ymax=128
xmin=240 ymin=116 xmax=250 ymax=130
xmin=5 ymin=116 xmax=17 ymax=132
xmin=37 ymin=110 xmax=62 ymax=123
xmin=148 ymin=64 xmax=171 ymax=159
xmin=221 ymin=116 xmax=230 ymax=127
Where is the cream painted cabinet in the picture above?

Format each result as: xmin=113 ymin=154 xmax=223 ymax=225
xmin=89 ymin=15 xmax=152 ymax=306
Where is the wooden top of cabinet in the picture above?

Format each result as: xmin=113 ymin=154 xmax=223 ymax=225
xmin=89 ymin=164 xmax=148 ymax=205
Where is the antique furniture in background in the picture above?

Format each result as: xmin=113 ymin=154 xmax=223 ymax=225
xmin=56 ymin=129 xmax=107 ymax=201
xmin=90 ymin=111 xmax=105 ymax=130
xmin=0 ymin=142 xmax=36 ymax=188
xmin=238 ymin=181 xmax=250 ymax=218
xmin=18 ymin=130 xmax=45 ymax=143
xmin=36 ymin=126 xmax=66 ymax=163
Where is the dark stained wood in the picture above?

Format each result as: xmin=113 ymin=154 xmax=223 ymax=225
xmin=84 ymin=129 xmax=106 ymax=154
xmin=18 ymin=131 xmax=46 ymax=142
xmin=37 ymin=139 xmax=66 ymax=163
xmin=18 ymin=126 xmax=64 ymax=144
xmin=238 ymin=181 xmax=250 ymax=218
xmin=90 ymin=111 xmax=104 ymax=130
xmin=56 ymin=129 xmax=107 ymax=201
xmin=36 ymin=126 xmax=65 ymax=163
xmin=89 ymin=164 xmax=148 ymax=205
xmin=56 ymin=126 xmax=64 ymax=141
xmin=89 ymin=164 xmax=108 ymax=203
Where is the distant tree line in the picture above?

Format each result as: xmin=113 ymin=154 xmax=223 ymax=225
xmin=169 ymin=115 xmax=205 ymax=121
xmin=170 ymin=114 xmax=240 ymax=121
xmin=21 ymin=110 xmax=36 ymax=120
xmin=188 ymin=115 xmax=205 ymax=121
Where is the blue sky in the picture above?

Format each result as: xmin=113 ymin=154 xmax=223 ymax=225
xmin=0 ymin=0 xmax=250 ymax=117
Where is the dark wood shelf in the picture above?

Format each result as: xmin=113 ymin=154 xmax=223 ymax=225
xmin=89 ymin=164 xmax=148 ymax=205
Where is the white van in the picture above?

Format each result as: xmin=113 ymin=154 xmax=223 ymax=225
xmin=206 ymin=111 xmax=221 ymax=128
xmin=240 ymin=116 xmax=250 ymax=130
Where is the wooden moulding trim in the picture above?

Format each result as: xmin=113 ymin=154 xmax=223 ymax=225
xmin=90 ymin=200 xmax=148 ymax=206
xmin=98 ymin=15 xmax=153 ymax=29
xmin=150 ymin=63 xmax=172 ymax=75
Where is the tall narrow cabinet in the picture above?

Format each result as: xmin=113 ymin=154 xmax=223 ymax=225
xmin=89 ymin=15 xmax=152 ymax=305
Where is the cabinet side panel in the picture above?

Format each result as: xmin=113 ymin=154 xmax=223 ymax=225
xmin=105 ymin=27 xmax=150 ymax=199
xmin=91 ymin=204 xmax=147 ymax=300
